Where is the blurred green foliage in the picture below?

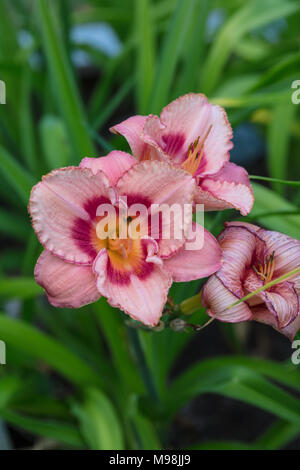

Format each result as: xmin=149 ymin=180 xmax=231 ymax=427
xmin=0 ymin=0 xmax=300 ymax=450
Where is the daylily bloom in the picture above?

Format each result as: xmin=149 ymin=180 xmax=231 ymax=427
xmin=110 ymin=93 xmax=254 ymax=216
xmin=29 ymin=151 xmax=222 ymax=326
xmin=202 ymin=221 xmax=300 ymax=340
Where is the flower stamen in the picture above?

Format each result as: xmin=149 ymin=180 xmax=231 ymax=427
xmin=253 ymin=251 xmax=275 ymax=284
xmin=181 ymin=124 xmax=212 ymax=175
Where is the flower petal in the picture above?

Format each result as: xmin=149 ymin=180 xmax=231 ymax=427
xmin=256 ymin=228 xmax=300 ymax=284
xmin=117 ymin=161 xmax=195 ymax=258
xmin=264 ymin=282 xmax=299 ymax=329
xmin=197 ymin=163 xmax=254 ymax=215
xmin=217 ymin=225 xmax=265 ymax=298
xmin=29 ymin=167 xmax=112 ymax=264
xmin=142 ymin=93 xmax=233 ymax=173
xmin=110 ymin=115 xmax=149 ymax=160
xmin=35 ymin=250 xmax=100 ymax=308
xmin=163 ymin=224 xmax=222 ymax=281
xmin=93 ymin=249 xmax=172 ymax=326
xmin=80 ymin=151 xmax=136 ymax=185
xmin=202 ymin=275 xmax=252 ymax=322
xmin=281 ymin=314 xmax=300 ymax=341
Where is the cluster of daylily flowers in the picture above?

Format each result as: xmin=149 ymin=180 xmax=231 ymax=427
xmin=29 ymin=93 xmax=300 ymax=341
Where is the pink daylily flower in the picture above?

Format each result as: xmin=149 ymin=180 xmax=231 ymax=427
xmin=110 ymin=93 xmax=254 ymax=216
xmin=29 ymin=151 xmax=222 ymax=326
xmin=202 ymin=221 xmax=300 ymax=340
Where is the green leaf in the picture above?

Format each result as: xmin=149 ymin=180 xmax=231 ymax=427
xmin=0 ymin=409 xmax=84 ymax=447
xmin=72 ymin=388 xmax=124 ymax=450
xmin=267 ymin=102 xmax=295 ymax=194
xmin=166 ymin=356 xmax=300 ymax=415
xmin=0 ymin=145 xmax=35 ymax=204
xmin=39 ymin=115 xmax=72 ymax=169
xmin=0 ymin=278 xmax=43 ymax=299
xmin=219 ymin=372 xmax=300 ymax=427
xmin=94 ymin=299 xmax=144 ymax=394
xmin=36 ymin=0 xmax=95 ymax=158
xmin=0 ymin=314 xmax=101 ymax=388
xmin=190 ymin=440 xmax=259 ymax=450
xmin=150 ymin=0 xmax=198 ymax=113
xmin=135 ymin=0 xmax=156 ymax=113
xmin=202 ymin=0 xmax=300 ymax=95
xmin=251 ymin=182 xmax=300 ymax=239
xmin=256 ymin=420 xmax=300 ymax=450
xmin=0 ymin=208 xmax=30 ymax=240
xmin=0 ymin=376 xmax=20 ymax=409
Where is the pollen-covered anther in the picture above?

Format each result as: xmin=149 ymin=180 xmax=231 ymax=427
xmin=181 ymin=124 xmax=213 ymax=176
xmin=253 ymin=251 xmax=275 ymax=284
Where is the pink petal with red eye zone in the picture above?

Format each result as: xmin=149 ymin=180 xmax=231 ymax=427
xmin=141 ymin=93 xmax=233 ymax=173
xmin=109 ymin=115 xmax=150 ymax=161
xmin=93 ymin=249 xmax=172 ymax=326
xmin=117 ymin=160 xmax=195 ymax=258
xmin=163 ymin=224 xmax=222 ymax=281
xmin=35 ymin=250 xmax=100 ymax=308
xmin=80 ymin=151 xmax=136 ymax=185
xmin=202 ymin=275 xmax=252 ymax=322
xmin=197 ymin=162 xmax=254 ymax=216
xmin=29 ymin=167 xmax=112 ymax=265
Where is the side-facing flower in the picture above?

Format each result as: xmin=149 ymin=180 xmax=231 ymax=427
xmin=29 ymin=151 xmax=222 ymax=326
xmin=202 ymin=221 xmax=300 ymax=340
xmin=110 ymin=93 xmax=254 ymax=216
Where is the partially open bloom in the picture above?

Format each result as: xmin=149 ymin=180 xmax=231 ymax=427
xmin=29 ymin=151 xmax=222 ymax=326
xmin=110 ymin=93 xmax=254 ymax=216
xmin=202 ymin=222 xmax=300 ymax=340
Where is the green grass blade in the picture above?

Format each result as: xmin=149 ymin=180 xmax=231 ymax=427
xmin=251 ymin=182 xmax=300 ymax=239
xmin=0 ymin=410 xmax=84 ymax=448
xmin=150 ymin=0 xmax=197 ymax=113
xmin=0 ymin=278 xmax=43 ymax=299
xmin=0 ymin=314 xmax=101 ymax=388
xmin=267 ymin=102 xmax=295 ymax=194
xmin=72 ymin=388 xmax=124 ymax=450
xmin=0 ymin=145 xmax=35 ymax=204
xmin=36 ymin=0 xmax=95 ymax=159
xmin=39 ymin=115 xmax=72 ymax=170
xmin=135 ymin=0 xmax=155 ymax=113
xmin=202 ymin=0 xmax=300 ymax=95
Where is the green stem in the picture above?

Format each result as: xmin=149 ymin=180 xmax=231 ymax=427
xmin=127 ymin=327 xmax=159 ymax=403
xmin=249 ymin=175 xmax=300 ymax=187
xmin=180 ymin=292 xmax=202 ymax=315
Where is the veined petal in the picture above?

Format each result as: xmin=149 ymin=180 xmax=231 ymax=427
xmin=264 ymin=282 xmax=299 ymax=329
xmin=29 ymin=167 xmax=112 ymax=264
xmin=93 ymin=249 xmax=172 ymax=326
xmin=80 ymin=151 xmax=136 ymax=185
xmin=110 ymin=115 xmax=149 ymax=161
xmin=35 ymin=250 xmax=100 ymax=308
xmin=282 ymin=314 xmax=300 ymax=341
xmin=117 ymin=161 xmax=195 ymax=258
xmin=142 ymin=93 xmax=233 ymax=173
xmin=256 ymin=228 xmax=300 ymax=284
xmin=202 ymin=275 xmax=252 ymax=322
xmin=163 ymin=224 xmax=222 ymax=281
xmin=198 ymin=163 xmax=254 ymax=216
xmin=217 ymin=225 xmax=264 ymax=298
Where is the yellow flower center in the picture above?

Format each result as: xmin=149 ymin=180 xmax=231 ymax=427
xmin=253 ymin=251 xmax=275 ymax=284
xmin=181 ymin=125 xmax=212 ymax=176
